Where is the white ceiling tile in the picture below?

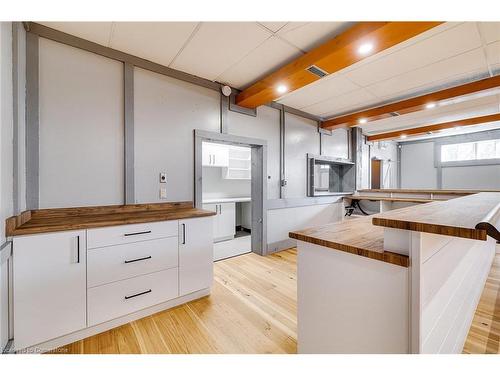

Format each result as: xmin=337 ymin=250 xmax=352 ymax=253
xmin=278 ymin=73 xmax=360 ymax=109
xmin=216 ymin=37 xmax=301 ymax=89
xmin=478 ymin=22 xmax=500 ymax=44
xmin=344 ymin=23 xmax=483 ymax=87
xmin=361 ymin=95 xmax=500 ymax=134
xmin=366 ymin=48 xmax=489 ymax=99
xmin=171 ymin=22 xmax=272 ymax=81
xmin=109 ymin=22 xmax=198 ymax=67
xmin=395 ymin=122 xmax=500 ymax=142
xmin=39 ymin=22 xmax=113 ymax=46
xmin=485 ymin=41 xmax=500 ymax=68
xmin=258 ymin=22 xmax=288 ymax=33
xmin=303 ymin=88 xmax=378 ymax=117
xmin=276 ymin=22 xmax=309 ymax=35
xmin=278 ymin=22 xmax=352 ymax=52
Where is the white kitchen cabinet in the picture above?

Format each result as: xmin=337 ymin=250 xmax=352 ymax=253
xmin=202 ymin=142 xmax=229 ymax=167
xmin=179 ymin=217 xmax=214 ymax=295
xmin=203 ymin=202 xmax=236 ymax=242
xmin=13 ymin=230 xmax=87 ymax=350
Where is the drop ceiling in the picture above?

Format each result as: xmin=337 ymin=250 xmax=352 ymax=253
xmin=39 ymin=21 xmax=500 ymax=139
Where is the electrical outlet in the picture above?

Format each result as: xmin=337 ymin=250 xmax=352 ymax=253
xmin=160 ymin=187 xmax=167 ymax=199
xmin=159 ymin=172 xmax=167 ymax=183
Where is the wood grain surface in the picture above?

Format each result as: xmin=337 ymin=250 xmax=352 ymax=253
xmin=289 ymin=216 xmax=409 ymax=267
xmin=6 ymin=202 xmax=215 ymax=236
xmin=372 ymin=192 xmax=500 ymax=241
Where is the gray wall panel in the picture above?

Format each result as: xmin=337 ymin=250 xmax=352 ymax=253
xmin=284 ymin=113 xmax=319 ymax=198
xmin=401 ymin=142 xmax=437 ymax=189
xmin=38 ymin=38 xmax=124 ymax=208
xmin=321 ymin=128 xmax=349 ymax=159
xmin=227 ymin=106 xmax=281 ymax=200
xmin=134 ymin=68 xmax=220 ymax=203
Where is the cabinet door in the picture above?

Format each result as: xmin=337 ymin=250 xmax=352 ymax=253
xmin=202 ymin=203 xmax=218 ymax=239
xmin=202 ymin=143 xmax=213 ymax=166
xmin=179 ymin=217 xmax=213 ymax=295
xmin=13 ymin=230 xmax=87 ymax=350
xmin=212 ymin=145 xmax=229 ymax=167
xmin=217 ymin=202 xmax=236 ymax=240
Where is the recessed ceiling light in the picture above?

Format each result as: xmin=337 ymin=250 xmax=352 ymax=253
xmin=400 ymin=134 xmax=407 ymax=139
xmin=276 ymin=85 xmax=288 ymax=94
xmin=425 ymin=102 xmax=436 ymax=109
xmin=358 ymin=42 xmax=374 ymax=55
xmin=358 ymin=118 xmax=368 ymax=124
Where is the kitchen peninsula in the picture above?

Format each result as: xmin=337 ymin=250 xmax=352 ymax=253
xmin=290 ymin=192 xmax=500 ymax=354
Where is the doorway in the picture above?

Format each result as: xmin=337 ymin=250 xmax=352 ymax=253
xmin=194 ymin=130 xmax=267 ymax=258
xmin=371 ymin=159 xmax=382 ymax=189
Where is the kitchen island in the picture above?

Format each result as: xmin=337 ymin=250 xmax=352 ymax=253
xmin=290 ymin=192 xmax=500 ymax=354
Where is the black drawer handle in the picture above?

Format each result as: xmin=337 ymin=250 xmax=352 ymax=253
xmin=124 ymin=255 xmax=152 ymax=264
xmin=124 ymin=230 xmax=152 ymax=237
xmin=124 ymin=289 xmax=152 ymax=300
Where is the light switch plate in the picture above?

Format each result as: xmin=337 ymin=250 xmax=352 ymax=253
xmin=160 ymin=187 xmax=167 ymax=199
xmin=159 ymin=172 xmax=166 ymax=183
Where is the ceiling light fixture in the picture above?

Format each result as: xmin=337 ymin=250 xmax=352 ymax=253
xmin=358 ymin=118 xmax=368 ymax=124
xmin=400 ymin=134 xmax=407 ymax=139
xmin=276 ymin=85 xmax=288 ymax=94
xmin=358 ymin=42 xmax=374 ymax=55
xmin=425 ymin=102 xmax=437 ymax=109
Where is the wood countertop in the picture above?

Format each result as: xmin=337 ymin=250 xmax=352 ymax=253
xmin=372 ymin=192 xmax=500 ymax=241
xmin=6 ymin=202 xmax=216 ymax=236
xmin=358 ymin=188 xmax=500 ymax=195
xmin=289 ymin=216 xmax=409 ymax=267
xmin=346 ymin=195 xmax=444 ymax=203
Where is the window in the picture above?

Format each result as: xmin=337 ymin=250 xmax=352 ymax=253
xmin=441 ymin=139 xmax=500 ymax=162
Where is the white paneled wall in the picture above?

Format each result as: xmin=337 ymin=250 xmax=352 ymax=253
xmin=401 ymin=142 xmax=438 ymax=189
xmin=1 ymin=21 xmax=14 ymax=352
xmin=370 ymin=141 xmax=399 ymax=189
xmin=227 ymin=106 xmax=281 ymax=199
xmin=134 ymin=67 xmax=220 ymax=203
xmin=39 ymin=38 xmax=125 ymax=208
xmin=284 ymin=113 xmax=320 ymax=198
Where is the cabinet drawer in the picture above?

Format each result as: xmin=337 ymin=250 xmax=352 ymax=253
xmin=87 ymin=221 xmax=178 ymax=249
xmin=87 ymin=237 xmax=178 ymax=288
xmin=87 ymin=268 xmax=178 ymax=326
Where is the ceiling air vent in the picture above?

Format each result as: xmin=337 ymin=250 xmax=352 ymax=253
xmin=306 ymin=65 xmax=328 ymax=78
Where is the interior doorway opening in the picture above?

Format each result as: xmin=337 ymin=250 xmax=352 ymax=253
xmin=194 ymin=130 xmax=267 ymax=260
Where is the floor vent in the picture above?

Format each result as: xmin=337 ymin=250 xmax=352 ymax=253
xmin=306 ymin=65 xmax=328 ymax=78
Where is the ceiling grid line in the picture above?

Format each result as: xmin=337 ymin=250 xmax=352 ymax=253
xmin=167 ymin=22 xmax=202 ymax=68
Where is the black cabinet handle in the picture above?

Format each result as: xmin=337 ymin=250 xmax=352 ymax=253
xmin=124 ymin=230 xmax=152 ymax=237
xmin=76 ymin=235 xmax=80 ymax=263
xmin=182 ymin=223 xmax=186 ymax=244
xmin=125 ymin=289 xmax=152 ymax=300
xmin=124 ymin=255 xmax=152 ymax=264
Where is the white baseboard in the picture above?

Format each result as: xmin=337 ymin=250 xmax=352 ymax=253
xmin=12 ymin=288 xmax=210 ymax=354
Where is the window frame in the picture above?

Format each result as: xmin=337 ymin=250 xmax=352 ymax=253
xmin=435 ymin=135 xmax=500 ymax=168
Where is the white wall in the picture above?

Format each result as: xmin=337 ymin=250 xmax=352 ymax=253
xmin=371 ymin=141 xmax=399 ymax=189
xmin=39 ymin=38 xmax=125 ymax=208
xmin=134 ymin=67 xmax=220 ymax=203
xmin=267 ymin=202 xmax=343 ymax=251
xmin=401 ymin=142 xmax=437 ymax=189
xmin=401 ymin=136 xmax=500 ymax=190
xmin=0 ymin=21 xmax=13 ymax=352
xmin=442 ymin=165 xmax=500 ymax=189
xmin=322 ymin=128 xmax=349 ymax=159
xmin=202 ymin=166 xmax=250 ymax=200
xmin=284 ymin=113 xmax=320 ymax=198
xmin=227 ymin=106 xmax=281 ymax=199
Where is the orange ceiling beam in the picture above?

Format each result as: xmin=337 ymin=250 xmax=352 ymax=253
xmin=366 ymin=113 xmax=500 ymax=142
xmin=322 ymin=75 xmax=500 ymax=130
xmin=235 ymin=22 xmax=443 ymax=109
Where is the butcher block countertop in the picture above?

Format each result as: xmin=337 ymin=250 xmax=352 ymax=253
xmin=289 ymin=216 xmax=409 ymax=267
xmin=6 ymin=202 xmax=215 ymax=236
xmin=372 ymin=192 xmax=500 ymax=241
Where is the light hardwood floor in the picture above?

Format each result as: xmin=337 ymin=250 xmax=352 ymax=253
xmin=56 ymin=248 xmax=500 ymax=354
